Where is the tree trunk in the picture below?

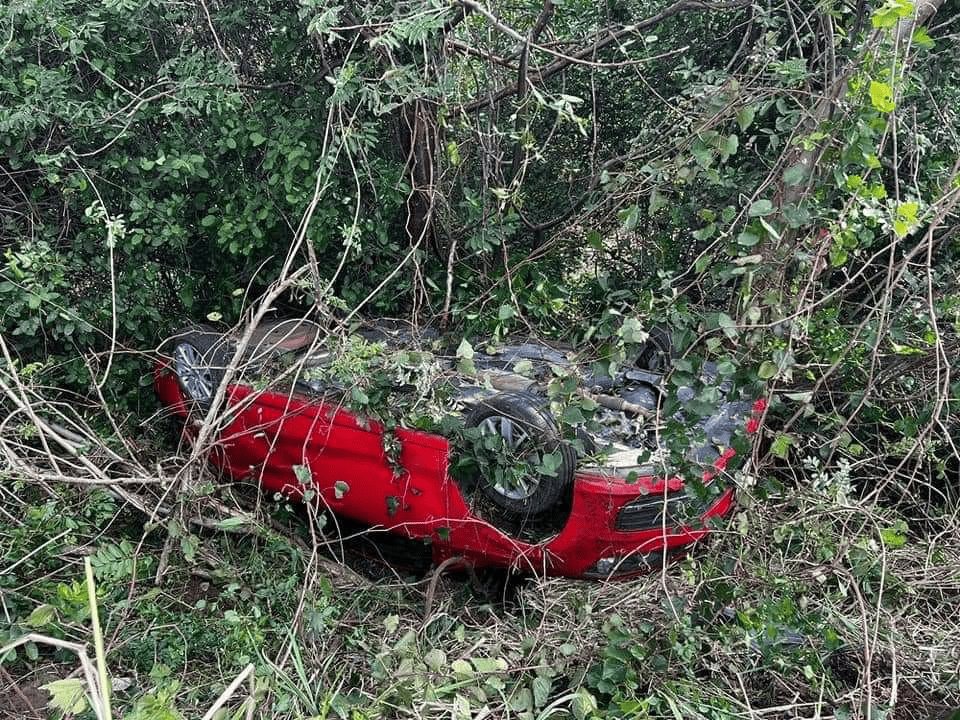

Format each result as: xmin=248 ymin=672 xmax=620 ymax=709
xmin=399 ymin=99 xmax=438 ymax=252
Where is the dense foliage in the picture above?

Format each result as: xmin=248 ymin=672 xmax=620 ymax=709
xmin=2 ymin=0 xmax=959 ymax=717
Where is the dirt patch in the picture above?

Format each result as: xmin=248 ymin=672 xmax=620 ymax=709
xmin=0 ymin=667 xmax=56 ymax=720
xmin=181 ymin=572 xmax=221 ymax=605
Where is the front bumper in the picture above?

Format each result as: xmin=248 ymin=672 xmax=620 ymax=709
xmin=539 ymin=472 xmax=736 ymax=578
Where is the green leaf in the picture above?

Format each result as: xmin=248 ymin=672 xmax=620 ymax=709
xmin=716 ymin=360 xmax=736 ymax=375
xmin=619 ymin=317 xmax=648 ymax=344
xmin=691 ymin=142 xmax=714 ymax=168
xmin=513 ymin=359 xmax=534 ymax=376
xmin=771 ymin=434 xmax=793 ymax=459
xmin=692 ymin=223 xmax=715 ymax=241
xmin=216 ymin=516 xmax=246 ymax=530
xmin=41 ymin=678 xmax=88 ymax=715
xmin=872 ymin=0 xmax=914 ymax=28
xmin=200 ymin=214 xmax=217 ymax=227
xmin=830 ymin=245 xmax=848 ymax=267
xmin=912 ymin=26 xmax=935 ymax=49
xmin=759 ymin=216 xmax=781 ymax=240
xmin=334 ymin=480 xmax=350 ymax=499
xmin=249 ymin=132 xmax=267 ymax=146
xmin=648 ymin=188 xmax=668 ymax=215
xmin=532 ymin=676 xmax=552 ymax=707
xmin=758 ymin=360 xmax=778 ymax=379
xmin=618 ymin=204 xmax=640 ymax=232
xmin=562 ymin=405 xmax=586 ymax=425
xmin=869 ymin=80 xmax=896 ymax=113
xmin=423 ymin=649 xmax=446 ymax=672
xmin=783 ymin=163 xmax=807 ymax=187
xmin=723 ymin=134 xmax=739 ymax=157
xmin=736 ymin=231 xmax=760 ymax=247
xmin=538 ymin=451 xmax=562 ymax=477
xmin=898 ymin=201 xmax=918 ymax=221
xmin=498 ymin=304 xmax=515 ymax=320
xmin=748 ymin=199 xmax=774 ymax=217
xmin=891 ymin=341 xmax=924 ymax=355
xmin=456 ymin=338 xmax=474 ymax=360
xmin=572 ymin=688 xmax=598 ymax=720
xmin=451 ymin=659 xmax=474 ymax=678
xmin=293 ymin=464 xmax=312 ymax=484
xmin=471 ymin=657 xmax=507 ymax=673
xmin=445 ymin=141 xmax=461 ymax=167
xmin=382 ymin=615 xmax=399 ymax=634
xmin=736 ymin=105 xmax=756 ymax=132
xmin=871 ymin=10 xmax=897 ymax=28
xmin=880 ymin=521 xmax=908 ymax=548
xmin=26 ymin=604 xmax=57 ymax=627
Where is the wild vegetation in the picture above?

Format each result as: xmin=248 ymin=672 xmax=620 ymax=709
xmin=1 ymin=0 xmax=959 ymax=717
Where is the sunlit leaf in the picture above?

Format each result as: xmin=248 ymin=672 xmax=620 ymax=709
xmin=869 ymin=80 xmax=896 ymax=113
xmin=41 ymin=678 xmax=88 ymax=715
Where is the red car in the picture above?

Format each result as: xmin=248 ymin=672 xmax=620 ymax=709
xmin=155 ymin=318 xmax=763 ymax=579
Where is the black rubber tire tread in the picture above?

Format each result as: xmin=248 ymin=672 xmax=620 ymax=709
xmin=463 ymin=391 xmax=576 ymax=518
xmin=635 ymin=325 xmax=673 ymax=371
xmin=164 ymin=324 xmax=231 ymax=410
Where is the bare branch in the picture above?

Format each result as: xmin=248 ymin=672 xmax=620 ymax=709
xmin=457 ymin=0 xmax=749 ymax=113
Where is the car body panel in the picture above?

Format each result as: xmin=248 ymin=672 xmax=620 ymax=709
xmin=155 ymin=356 xmax=752 ymax=579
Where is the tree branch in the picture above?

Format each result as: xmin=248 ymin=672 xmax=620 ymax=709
xmin=447 ymin=39 xmax=518 ymax=69
xmin=457 ymin=0 xmax=749 ymax=114
xmin=780 ymin=0 xmax=946 ymax=210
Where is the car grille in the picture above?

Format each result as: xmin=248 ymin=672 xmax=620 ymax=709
xmin=615 ymin=490 xmax=693 ymax=531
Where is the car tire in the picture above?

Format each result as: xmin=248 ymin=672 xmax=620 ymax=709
xmin=165 ymin=325 xmax=231 ymax=410
xmin=635 ymin=325 xmax=672 ymax=371
xmin=463 ymin=392 xmax=576 ymax=518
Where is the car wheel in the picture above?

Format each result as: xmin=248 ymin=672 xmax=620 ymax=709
xmin=463 ymin=392 xmax=576 ymax=517
xmin=635 ymin=325 xmax=672 ymax=371
xmin=166 ymin=325 xmax=230 ymax=410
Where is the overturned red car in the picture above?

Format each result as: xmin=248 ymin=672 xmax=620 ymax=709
xmin=155 ymin=318 xmax=763 ymax=579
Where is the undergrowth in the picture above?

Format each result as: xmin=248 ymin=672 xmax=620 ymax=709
xmin=3 ymin=461 xmax=958 ymax=719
